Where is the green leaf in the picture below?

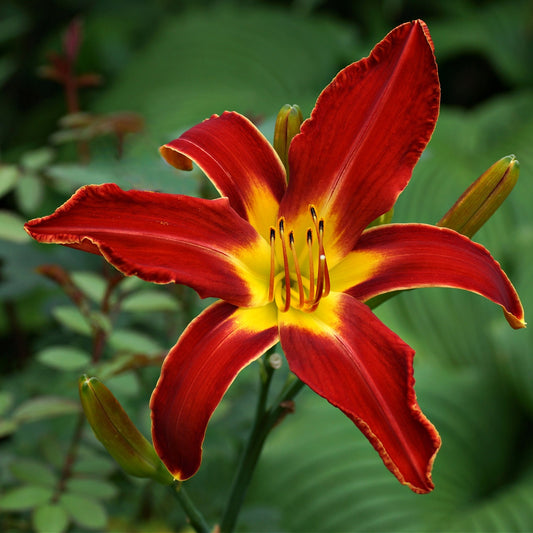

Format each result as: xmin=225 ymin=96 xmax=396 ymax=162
xmin=15 ymin=173 xmax=44 ymax=213
xmin=10 ymin=459 xmax=56 ymax=487
xmin=0 ymin=210 xmax=30 ymax=243
xmin=0 ymin=485 xmax=53 ymax=511
xmin=0 ymin=165 xmax=20 ymax=198
xmin=0 ymin=418 xmax=17 ymax=438
xmin=36 ymin=345 xmax=91 ymax=371
xmin=51 ymin=305 xmax=110 ymax=336
xmin=0 ymin=390 xmax=13 ymax=416
xmin=108 ymin=328 xmax=163 ymax=355
xmin=70 ymin=271 xmax=108 ymax=303
xmin=121 ymin=289 xmax=180 ymax=312
xmin=66 ymin=478 xmax=118 ymax=500
xmin=12 ymin=396 xmax=80 ymax=424
xmin=33 ymin=503 xmax=69 ymax=533
xmin=60 ymin=493 xmax=108 ymax=529
xmin=20 ymin=147 xmax=55 ymax=171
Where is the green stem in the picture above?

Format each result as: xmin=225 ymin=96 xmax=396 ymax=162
xmin=170 ymin=481 xmax=210 ymax=533
xmin=220 ymin=366 xmax=306 ymax=533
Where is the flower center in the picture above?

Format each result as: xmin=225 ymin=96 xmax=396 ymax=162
xmin=268 ymin=206 xmax=330 ymax=312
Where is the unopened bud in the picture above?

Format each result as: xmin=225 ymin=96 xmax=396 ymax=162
xmin=79 ymin=375 xmax=172 ymax=485
xmin=274 ymin=104 xmax=303 ymax=175
xmin=437 ymin=155 xmax=519 ymax=237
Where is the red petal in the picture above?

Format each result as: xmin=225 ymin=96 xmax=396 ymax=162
xmin=150 ymin=301 xmax=279 ymax=480
xmin=280 ymin=20 xmax=439 ymax=262
xmin=334 ymin=224 xmax=525 ymax=329
xmin=25 ymin=184 xmax=272 ymax=307
xmin=279 ymin=292 xmax=441 ymax=493
xmin=160 ymin=112 xmax=287 ymax=240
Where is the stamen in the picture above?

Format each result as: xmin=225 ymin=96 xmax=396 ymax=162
xmin=278 ymin=218 xmax=291 ymax=312
xmin=306 ymin=229 xmax=314 ymax=301
xmin=318 ymin=219 xmax=331 ymax=297
xmin=268 ymin=227 xmax=276 ymax=302
xmin=289 ymin=231 xmax=305 ymax=308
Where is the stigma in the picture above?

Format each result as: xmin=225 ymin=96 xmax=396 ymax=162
xmin=268 ymin=206 xmax=330 ymax=312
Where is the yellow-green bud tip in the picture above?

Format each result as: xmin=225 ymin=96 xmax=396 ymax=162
xmin=78 ymin=375 xmax=173 ymax=485
xmin=437 ymin=155 xmax=519 ymax=237
xmin=274 ymin=104 xmax=303 ymax=176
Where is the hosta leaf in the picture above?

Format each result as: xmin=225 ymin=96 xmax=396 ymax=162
xmin=32 ymin=503 xmax=69 ymax=533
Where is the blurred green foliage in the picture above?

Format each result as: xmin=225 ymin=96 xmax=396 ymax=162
xmin=1 ymin=0 xmax=532 ymax=531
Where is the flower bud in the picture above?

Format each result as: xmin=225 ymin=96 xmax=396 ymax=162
xmin=437 ymin=155 xmax=519 ymax=237
xmin=78 ymin=375 xmax=172 ymax=485
xmin=274 ymin=104 xmax=303 ymax=174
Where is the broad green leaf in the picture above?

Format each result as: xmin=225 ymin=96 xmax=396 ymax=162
xmin=71 ymin=271 xmax=108 ymax=303
xmin=121 ymin=290 xmax=180 ymax=312
xmin=60 ymin=493 xmax=108 ymax=529
xmin=12 ymin=396 xmax=80 ymax=424
xmin=36 ymin=345 xmax=91 ymax=371
xmin=15 ymin=172 xmax=44 ymax=213
xmin=0 ymin=418 xmax=17 ymax=438
xmin=0 ymin=390 xmax=13 ymax=416
xmin=66 ymin=477 xmax=118 ymax=500
xmin=0 ymin=210 xmax=30 ymax=243
xmin=0 ymin=485 xmax=53 ymax=511
xmin=0 ymin=165 xmax=20 ymax=197
xmin=32 ymin=503 xmax=69 ymax=533
xmin=10 ymin=459 xmax=56 ymax=487
xmin=108 ymin=328 xmax=163 ymax=355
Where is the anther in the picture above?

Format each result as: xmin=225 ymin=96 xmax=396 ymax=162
xmin=289 ymin=231 xmax=305 ymax=308
xmin=278 ymin=218 xmax=291 ymax=312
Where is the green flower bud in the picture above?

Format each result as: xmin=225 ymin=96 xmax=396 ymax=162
xmin=78 ymin=375 xmax=172 ymax=485
xmin=437 ymin=155 xmax=519 ymax=237
xmin=274 ymin=104 xmax=303 ymax=175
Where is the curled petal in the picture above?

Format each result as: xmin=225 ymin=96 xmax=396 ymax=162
xmin=279 ymin=292 xmax=441 ymax=493
xmin=332 ymin=224 xmax=525 ymax=329
xmin=280 ymin=20 xmax=439 ymax=264
xmin=25 ymin=184 xmax=271 ymax=307
xmin=160 ymin=112 xmax=287 ymax=240
xmin=150 ymin=301 xmax=279 ymax=480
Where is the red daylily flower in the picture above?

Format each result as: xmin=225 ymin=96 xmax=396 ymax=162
xmin=25 ymin=20 xmax=524 ymax=494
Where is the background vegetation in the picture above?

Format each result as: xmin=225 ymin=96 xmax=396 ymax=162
xmin=1 ymin=0 xmax=532 ymax=531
